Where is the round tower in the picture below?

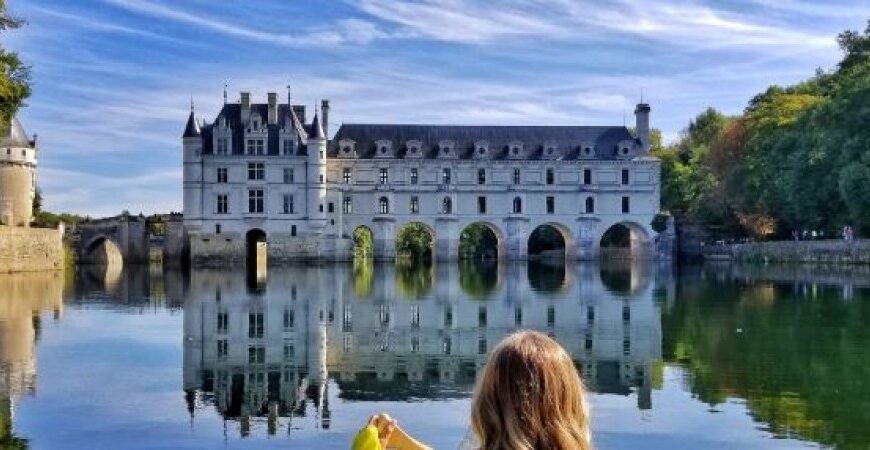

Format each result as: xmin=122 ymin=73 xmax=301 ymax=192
xmin=0 ymin=117 xmax=37 ymax=227
xmin=306 ymin=108 xmax=328 ymax=230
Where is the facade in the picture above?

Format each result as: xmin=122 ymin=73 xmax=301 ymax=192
xmin=182 ymin=263 xmax=664 ymax=433
xmin=183 ymin=90 xmax=661 ymax=263
xmin=0 ymin=117 xmax=38 ymax=227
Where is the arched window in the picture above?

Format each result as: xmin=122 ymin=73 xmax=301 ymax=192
xmin=379 ymin=197 xmax=389 ymax=214
xmin=442 ymin=197 xmax=452 ymax=214
xmin=585 ymin=197 xmax=595 ymax=214
xmin=513 ymin=197 xmax=522 ymax=214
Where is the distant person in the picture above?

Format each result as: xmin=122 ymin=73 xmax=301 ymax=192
xmin=352 ymin=331 xmax=593 ymax=450
xmin=843 ymin=225 xmax=849 ymax=241
xmin=793 ymin=229 xmax=800 ymax=241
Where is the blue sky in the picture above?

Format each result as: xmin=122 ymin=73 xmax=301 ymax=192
xmin=5 ymin=0 xmax=869 ymax=216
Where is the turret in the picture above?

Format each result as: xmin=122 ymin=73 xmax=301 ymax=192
xmin=182 ymin=104 xmax=204 ymax=225
xmin=0 ymin=117 xmax=38 ymax=226
xmin=306 ymin=110 xmax=327 ymax=225
xmin=634 ymin=103 xmax=651 ymax=153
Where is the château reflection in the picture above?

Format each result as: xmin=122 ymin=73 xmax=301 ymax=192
xmin=182 ymin=261 xmax=667 ymax=436
xmin=0 ymin=271 xmax=64 ymax=447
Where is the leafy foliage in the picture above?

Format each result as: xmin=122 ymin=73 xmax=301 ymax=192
xmin=459 ymin=223 xmax=498 ymax=259
xmin=395 ymin=223 xmax=432 ymax=261
xmin=0 ymin=0 xmax=30 ymax=131
xmin=661 ymin=20 xmax=870 ymax=238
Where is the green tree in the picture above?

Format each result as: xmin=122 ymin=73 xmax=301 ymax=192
xmin=0 ymin=0 xmax=30 ymax=131
xmin=395 ymin=223 xmax=432 ymax=261
xmin=353 ymin=226 xmax=374 ymax=259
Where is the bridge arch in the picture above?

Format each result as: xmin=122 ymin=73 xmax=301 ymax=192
xmin=527 ymin=222 xmax=575 ymax=260
xmin=395 ymin=221 xmax=435 ymax=263
xmin=459 ymin=221 xmax=504 ymax=261
xmin=599 ymin=221 xmax=653 ymax=259
xmin=81 ymin=235 xmax=124 ymax=266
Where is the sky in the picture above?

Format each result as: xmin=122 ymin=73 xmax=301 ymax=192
xmin=4 ymin=0 xmax=870 ymax=217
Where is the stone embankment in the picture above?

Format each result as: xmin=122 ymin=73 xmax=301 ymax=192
xmin=0 ymin=224 xmax=64 ymax=272
xmin=703 ymin=239 xmax=870 ymax=264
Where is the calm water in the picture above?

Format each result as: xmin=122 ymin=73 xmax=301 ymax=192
xmin=1 ymin=261 xmax=869 ymax=449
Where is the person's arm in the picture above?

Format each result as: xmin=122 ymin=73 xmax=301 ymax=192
xmin=384 ymin=423 xmax=432 ymax=450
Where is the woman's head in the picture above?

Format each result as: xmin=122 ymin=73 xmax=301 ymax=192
xmin=470 ymin=331 xmax=591 ymax=450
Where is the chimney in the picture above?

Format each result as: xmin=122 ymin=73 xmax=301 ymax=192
xmin=320 ymin=99 xmax=330 ymax=139
xmin=634 ymin=103 xmax=651 ymax=152
xmin=267 ymin=92 xmax=278 ymax=125
xmin=240 ymin=92 xmax=251 ymax=125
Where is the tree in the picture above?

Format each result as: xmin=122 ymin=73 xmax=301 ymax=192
xmin=0 ymin=1 xmax=30 ymax=131
xmin=836 ymin=19 xmax=870 ymax=71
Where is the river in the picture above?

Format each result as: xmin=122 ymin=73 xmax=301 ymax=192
xmin=1 ymin=261 xmax=868 ymax=449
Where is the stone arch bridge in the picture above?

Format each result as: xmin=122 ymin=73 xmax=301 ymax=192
xmin=77 ymin=215 xmax=150 ymax=265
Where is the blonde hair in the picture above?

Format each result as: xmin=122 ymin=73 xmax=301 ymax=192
xmin=470 ymin=331 xmax=592 ymax=450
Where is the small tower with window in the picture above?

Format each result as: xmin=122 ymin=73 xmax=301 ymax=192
xmin=0 ymin=116 xmax=38 ymax=226
xmin=306 ymin=107 xmax=328 ymax=228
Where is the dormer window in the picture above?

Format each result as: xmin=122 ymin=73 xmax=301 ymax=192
xmin=474 ymin=140 xmax=489 ymax=158
xmin=406 ymin=139 xmax=423 ymax=158
xmin=338 ymin=139 xmax=356 ymax=158
xmin=580 ymin=143 xmax=595 ymax=159
xmin=616 ymin=140 xmax=635 ymax=159
xmin=374 ymin=139 xmax=393 ymax=157
xmin=438 ymin=140 xmax=455 ymax=158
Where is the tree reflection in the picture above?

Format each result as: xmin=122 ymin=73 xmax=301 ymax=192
xmin=459 ymin=260 xmax=498 ymax=298
xmin=395 ymin=260 xmax=433 ymax=300
xmin=663 ymin=269 xmax=870 ymax=448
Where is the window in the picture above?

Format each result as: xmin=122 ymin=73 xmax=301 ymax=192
xmin=410 ymin=168 xmax=418 ymax=185
xmin=328 ymin=202 xmax=334 ymax=213
xmin=216 ymin=138 xmax=228 ymax=155
xmin=442 ymin=197 xmax=452 ymax=214
xmin=546 ymin=168 xmax=554 ymax=185
xmin=410 ymin=196 xmax=419 ymax=214
xmin=319 ymin=204 xmax=324 ymax=213
xmin=622 ymin=196 xmax=630 ymax=213
xmin=587 ymin=306 xmax=595 ymax=323
xmin=623 ymin=305 xmax=631 ymax=322
xmin=248 ymin=189 xmax=264 ymax=213
xmin=283 ymin=168 xmax=294 ymax=184
xmin=248 ymin=312 xmax=264 ymax=338
xmin=583 ymin=168 xmax=592 ymax=185
xmin=283 ymin=343 xmax=295 ymax=361
xmin=343 ymin=196 xmax=352 ymax=214
xmin=283 ymin=139 xmax=294 ymax=155
xmin=320 ymin=151 xmax=324 ymax=159
xmin=319 ymin=174 xmax=324 ymax=184
xmin=215 ymin=224 xmax=221 ymax=234
xmin=514 ymin=307 xmax=523 ymax=326
xmin=282 ymin=194 xmax=294 ymax=214
xmin=621 ymin=169 xmax=629 ymax=185
xmin=217 ymin=312 xmax=228 ymax=333
xmin=217 ymin=195 xmax=229 ymax=214
xmin=444 ymin=308 xmax=453 ymax=327
xmin=585 ymin=197 xmax=595 ymax=214
xmin=513 ymin=197 xmax=522 ymax=213
xmin=379 ymin=168 xmax=389 ymax=184
xmin=248 ymin=346 xmax=265 ymax=363
xmin=478 ymin=306 xmax=487 ymax=327
xmin=478 ymin=338 xmax=487 ymax=355
xmin=283 ymin=309 xmax=294 ymax=329
xmin=217 ymin=168 xmax=228 ymax=183
xmin=442 ymin=168 xmax=451 ymax=184
xmin=513 ymin=168 xmax=521 ymax=185
xmin=217 ymin=340 xmax=228 ymax=360
xmin=247 ymin=162 xmax=264 ymax=180
xmin=246 ymin=139 xmax=264 ymax=155
xmin=478 ymin=168 xmax=486 ymax=185
xmin=379 ymin=197 xmax=389 ymax=214
xmin=291 ymin=225 xmax=296 ymax=236
xmin=546 ymin=196 xmax=555 ymax=214
xmin=343 ymin=168 xmax=352 ymax=184
xmin=478 ymin=196 xmax=487 ymax=214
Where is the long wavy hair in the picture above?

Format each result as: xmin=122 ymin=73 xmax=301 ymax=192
xmin=470 ymin=331 xmax=592 ymax=450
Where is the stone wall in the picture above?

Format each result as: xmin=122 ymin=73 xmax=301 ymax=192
xmin=0 ymin=225 xmax=64 ymax=273
xmin=189 ymin=231 xmax=353 ymax=267
xmin=709 ymin=239 xmax=870 ymax=264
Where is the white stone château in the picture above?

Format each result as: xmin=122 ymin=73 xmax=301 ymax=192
xmin=182 ymin=90 xmax=662 ymax=263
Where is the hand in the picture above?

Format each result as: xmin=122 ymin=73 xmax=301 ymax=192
xmin=368 ymin=413 xmax=397 ymax=448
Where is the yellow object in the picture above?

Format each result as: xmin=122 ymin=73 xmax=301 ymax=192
xmin=352 ymin=425 xmax=383 ymax=450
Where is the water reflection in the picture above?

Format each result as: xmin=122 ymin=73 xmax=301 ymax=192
xmin=182 ymin=261 xmax=665 ymax=436
xmin=0 ymin=272 xmax=63 ymax=447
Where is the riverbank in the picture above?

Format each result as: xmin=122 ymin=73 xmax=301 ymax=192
xmin=703 ymin=239 xmax=870 ymax=264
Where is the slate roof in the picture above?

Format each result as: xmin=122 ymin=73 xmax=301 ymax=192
xmin=1 ymin=117 xmax=34 ymax=148
xmin=182 ymin=111 xmax=200 ymax=138
xmin=199 ymin=103 xmax=312 ymax=156
xmin=328 ymin=124 xmax=638 ymax=160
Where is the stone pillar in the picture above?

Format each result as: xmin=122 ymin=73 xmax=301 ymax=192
xmin=373 ymin=219 xmax=396 ymax=261
xmin=435 ymin=218 xmax=458 ymax=262
xmin=576 ymin=220 xmax=599 ymax=260
xmin=504 ymin=218 xmax=528 ymax=260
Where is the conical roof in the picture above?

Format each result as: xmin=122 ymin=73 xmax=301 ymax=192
xmin=183 ymin=110 xmax=200 ymax=138
xmin=310 ymin=112 xmax=325 ymax=140
xmin=1 ymin=117 xmax=33 ymax=147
